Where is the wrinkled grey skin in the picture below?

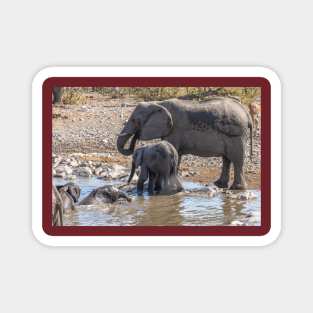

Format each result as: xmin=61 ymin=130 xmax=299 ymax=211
xmin=128 ymin=141 xmax=183 ymax=195
xmin=52 ymin=185 xmax=63 ymax=226
xmin=117 ymin=98 xmax=253 ymax=190
xmin=56 ymin=183 xmax=81 ymax=213
xmin=79 ymin=185 xmax=131 ymax=205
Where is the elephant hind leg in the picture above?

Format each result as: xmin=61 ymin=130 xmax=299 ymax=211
xmin=154 ymin=175 xmax=162 ymax=194
xmin=228 ymin=143 xmax=247 ymax=190
xmin=148 ymin=171 xmax=156 ymax=195
xmin=230 ymin=161 xmax=247 ymax=190
xmin=214 ymin=156 xmax=231 ymax=188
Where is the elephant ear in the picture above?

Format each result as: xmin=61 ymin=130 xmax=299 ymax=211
xmin=140 ymin=104 xmax=173 ymax=140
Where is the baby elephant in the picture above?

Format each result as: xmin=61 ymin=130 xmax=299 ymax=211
xmin=128 ymin=141 xmax=183 ymax=195
xmin=79 ymin=185 xmax=131 ymax=205
xmin=56 ymin=183 xmax=81 ymax=213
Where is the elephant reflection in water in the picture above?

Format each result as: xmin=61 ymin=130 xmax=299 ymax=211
xmin=221 ymin=193 xmax=252 ymax=225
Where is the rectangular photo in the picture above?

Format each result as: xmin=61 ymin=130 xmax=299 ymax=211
xmin=33 ymin=67 xmax=280 ymax=245
xmin=52 ymin=86 xmax=261 ymax=226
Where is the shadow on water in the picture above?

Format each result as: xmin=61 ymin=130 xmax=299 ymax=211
xmin=54 ymin=177 xmax=261 ymax=226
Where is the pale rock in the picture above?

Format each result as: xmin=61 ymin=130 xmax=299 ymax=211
xmin=230 ymin=220 xmax=244 ymax=226
xmin=69 ymin=159 xmax=79 ymax=167
xmin=52 ymin=156 xmax=62 ymax=168
xmin=55 ymin=165 xmax=72 ymax=175
xmin=95 ymin=167 xmax=103 ymax=176
xmin=65 ymin=175 xmax=76 ymax=181
xmin=99 ymin=171 xmax=108 ymax=178
xmin=237 ymin=191 xmax=256 ymax=200
xmin=54 ymin=172 xmax=66 ymax=178
xmin=110 ymin=164 xmax=128 ymax=179
xmin=207 ymin=186 xmax=219 ymax=197
xmin=76 ymin=167 xmax=92 ymax=177
xmin=181 ymin=171 xmax=189 ymax=177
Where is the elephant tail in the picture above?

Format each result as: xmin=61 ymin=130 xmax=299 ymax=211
xmin=244 ymin=104 xmax=254 ymax=161
xmin=128 ymin=161 xmax=136 ymax=184
xmin=249 ymin=120 xmax=253 ymax=160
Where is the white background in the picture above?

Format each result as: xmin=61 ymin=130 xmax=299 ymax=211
xmin=0 ymin=0 xmax=310 ymax=312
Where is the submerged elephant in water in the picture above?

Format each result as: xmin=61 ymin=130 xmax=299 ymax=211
xmin=117 ymin=97 xmax=253 ymax=189
xmin=79 ymin=185 xmax=131 ymax=205
xmin=52 ymin=185 xmax=63 ymax=226
xmin=128 ymin=141 xmax=183 ymax=195
xmin=56 ymin=183 xmax=81 ymax=213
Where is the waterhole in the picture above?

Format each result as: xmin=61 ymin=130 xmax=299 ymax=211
xmin=54 ymin=177 xmax=260 ymax=226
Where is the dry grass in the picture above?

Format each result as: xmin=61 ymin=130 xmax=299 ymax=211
xmin=62 ymin=89 xmax=87 ymax=105
xmin=57 ymin=87 xmax=261 ymax=106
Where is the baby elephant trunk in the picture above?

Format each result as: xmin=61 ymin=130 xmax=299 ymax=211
xmin=128 ymin=161 xmax=136 ymax=184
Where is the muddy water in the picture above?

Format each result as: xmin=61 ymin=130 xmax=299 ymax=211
xmin=54 ymin=177 xmax=260 ymax=226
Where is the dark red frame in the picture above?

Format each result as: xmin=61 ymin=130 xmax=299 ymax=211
xmin=43 ymin=77 xmax=271 ymax=236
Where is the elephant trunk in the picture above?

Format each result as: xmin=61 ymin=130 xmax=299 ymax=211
xmin=128 ymin=161 xmax=136 ymax=184
xmin=116 ymin=132 xmax=138 ymax=156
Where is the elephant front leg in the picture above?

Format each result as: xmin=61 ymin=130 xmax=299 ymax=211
xmin=137 ymin=167 xmax=148 ymax=196
xmin=137 ymin=180 xmax=144 ymax=196
xmin=214 ymin=156 xmax=231 ymax=188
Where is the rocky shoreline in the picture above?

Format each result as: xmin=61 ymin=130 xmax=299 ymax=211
xmin=53 ymin=152 xmax=131 ymax=181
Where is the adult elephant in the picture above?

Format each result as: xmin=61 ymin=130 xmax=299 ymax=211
xmin=117 ymin=97 xmax=253 ymax=190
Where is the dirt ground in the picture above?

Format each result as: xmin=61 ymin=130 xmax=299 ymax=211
xmin=52 ymin=93 xmax=261 ymax=189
